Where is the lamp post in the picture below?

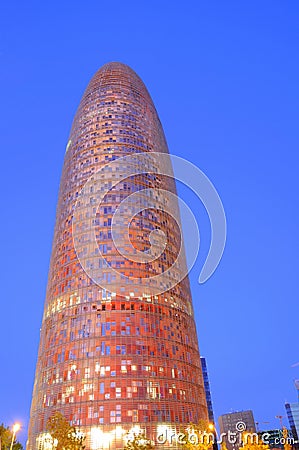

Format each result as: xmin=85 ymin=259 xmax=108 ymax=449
xmin=10 ymin=424 xmax=20 ymax=450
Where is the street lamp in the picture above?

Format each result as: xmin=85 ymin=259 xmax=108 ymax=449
xmin=10 ymin=424 xmax=20 ymax=450
xmin=209 ymin=423 xmax=219 ymax=450
xmin=209 ymin=423 xmax=219 ymax=438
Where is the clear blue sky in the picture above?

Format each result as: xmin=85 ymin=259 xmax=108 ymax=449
xmin=0 ymin=0 xmax=298 ymax=444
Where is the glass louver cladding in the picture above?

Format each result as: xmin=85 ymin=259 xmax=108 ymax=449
xmin=27 ymin=62 xmax=208 ymax=450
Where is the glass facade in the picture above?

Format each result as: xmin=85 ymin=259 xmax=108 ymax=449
xmin=200 ymin=357 xmax=215 ymax=424
xmin=286 ymin=402 xmax=299 ymax=443
xmin=285 ymin=380 xmax=299 ymax=448
xmin=27 ymin=62 xmax=208 ymax=449
xmin=201 ymin=357 xmax=218 ymax=450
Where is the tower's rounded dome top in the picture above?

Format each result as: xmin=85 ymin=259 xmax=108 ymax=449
xmin=70 ymin=61 xmax=166 ymax=154
xmin=84 ymin=61 xmax=153 ymax=105
xmin=96 ymin=61 xmax=139 ymax=75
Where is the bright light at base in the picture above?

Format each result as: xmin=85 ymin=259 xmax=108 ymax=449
xmin=156 ymin=424 xmax=174 ymax=441
xmin=90 ymin=428 xmax=112 ymax=450
xmin=130 ymin=425 xmax=141 ymax=434
xmin=115 ymin=426 xmax=124 ymax=438
xmin=36 ymin=433 xmax=54 ymax=450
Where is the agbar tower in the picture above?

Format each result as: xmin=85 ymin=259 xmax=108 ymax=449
xmin=27 ymin=62 xmax=208 ymax=449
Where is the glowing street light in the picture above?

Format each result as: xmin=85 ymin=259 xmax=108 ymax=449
xmin=10 ymin=423 xmax=21 ymax=450
xmin=209 ymin=422 xmax=219 ymax=444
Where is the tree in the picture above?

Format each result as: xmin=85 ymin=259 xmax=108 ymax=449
xmin=124 ymin=431 xmax=154 ymax=450
xmin=0 ymin=424 xmax=23 ymax=450
xmin=282 ymin=427 xmax=292 ymax=450
xmin=220 ymin=443 xmax=228 ymax=450
xmin=47 ymin=413 xmax=85 ymax=450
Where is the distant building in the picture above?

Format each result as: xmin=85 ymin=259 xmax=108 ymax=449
xmin=285 ymin=379 xmax=299 ymax=446
xmin=201 ymin=357 xmax=215 ymax=423
xmin=201 ymin=357 xmax=218 ymax=450
xmin=258 ymin=429 xmax=294 ymax=449
xmin=286 ymin=403 xmax=299 ymax=443
xmin=218 ymin=410 xmax=256 ymax=450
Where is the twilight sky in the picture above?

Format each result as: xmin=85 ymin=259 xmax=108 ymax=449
xmin=0 ymin=0 xmax=299 ymax=445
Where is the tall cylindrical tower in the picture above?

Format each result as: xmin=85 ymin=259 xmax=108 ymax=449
xmin=28 ymin=62 xmax=208 ymax=449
